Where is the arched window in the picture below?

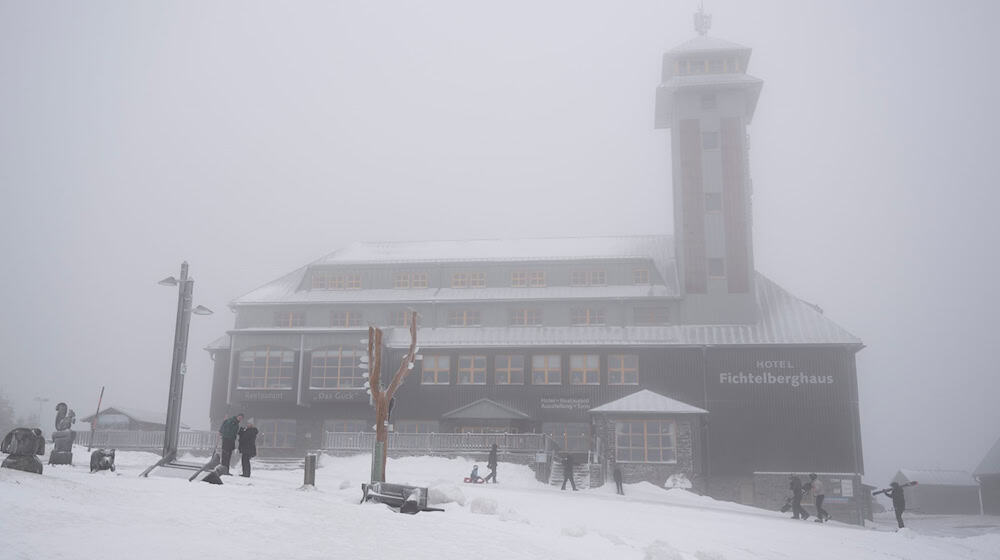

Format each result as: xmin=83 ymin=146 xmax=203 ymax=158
xmin=309 ymin=346 xmax=365 ymax=389
xmin=237 ymin=346 xmax=295 ymax=389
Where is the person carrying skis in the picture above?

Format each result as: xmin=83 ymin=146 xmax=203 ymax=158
xmin=237 ymin=419 xmax=259 ymax=478
xmin=484 ymin=443 xmax=499 ymax=483
xmin=218 ymin=413 xmax=243 ymax=475
xmin=884 ymin=482 xmax=907 ymax=529
xmin=807 ymin=473 xmax=830 ymax=522
xmin=560 ymin=454 xmax=577 ymax=491
xmin=789 ymin=475 xmax=810 ymax=520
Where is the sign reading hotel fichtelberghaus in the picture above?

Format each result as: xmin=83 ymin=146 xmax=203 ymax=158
xmin=719 ymin=360 xmax=834 ymax=387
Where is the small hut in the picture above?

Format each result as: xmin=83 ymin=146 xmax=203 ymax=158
xmin=891 ymin=469 xmax=980 ymax=515
xmin=81 ymin=406 xmax=189 ymax=431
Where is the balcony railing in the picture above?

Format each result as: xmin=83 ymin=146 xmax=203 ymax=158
xmin=322 ymin=432 xmax=552 ymax=454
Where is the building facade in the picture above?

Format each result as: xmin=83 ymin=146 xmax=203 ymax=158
xmin=205 ymin=19 xmax=866 ymax=519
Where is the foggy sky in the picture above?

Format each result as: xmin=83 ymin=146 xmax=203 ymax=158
xmin=1 ymin=0 xmax=998 ymax=486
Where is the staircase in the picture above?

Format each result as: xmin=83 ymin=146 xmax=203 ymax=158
xmin=548 ymin=460 xmax=591 ymax=490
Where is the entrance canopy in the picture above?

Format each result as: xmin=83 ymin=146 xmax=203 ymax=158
xmin=589 ymin=389 xmax=708 ymax=415
xmin=441 ymin=399 xmax=531 ymax=420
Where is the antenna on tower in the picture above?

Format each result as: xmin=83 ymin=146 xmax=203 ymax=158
xmin=694 ymin=2 xmax=712 ymax=36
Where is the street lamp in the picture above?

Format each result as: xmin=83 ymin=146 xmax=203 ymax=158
xmin=158 ymin=262 xmax=212 ymax=462
xmin=33 ymin=396 xmax=49 ymax=435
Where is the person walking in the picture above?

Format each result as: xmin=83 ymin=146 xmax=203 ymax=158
xmin=885 ymin=482 xmax=907 ymax=529
xmin=218 ymin=413 xmax=243 ymax=475
xmin=560 ymin=454 xmax=577 ymax=491
xmin=237 ymin=419 xmax=259 ymax=478
xmin=808 ymin=473 xmax=830 ymax=522
xmin=612 ymin=460 xmax=624 ymax=495
xmin=484 ymin=443 xmax=499 ymax=483
xmin=789 ymin=475 xmax=809 ymax=520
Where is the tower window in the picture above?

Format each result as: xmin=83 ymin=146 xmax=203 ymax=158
xmin=702 ymin=132 xmax=719 ymax=150
xmin=700 ymin=94 xmax=716 ymax=110
xmin=633 ymin=268 xmax=650 ymax=284
xmin=705 ymin=193 xmax=722 ymax=212
xmin=708 ymin=59 xmax=723 ymax=73
xmin=708 ymin=258 xmax=726 ymax=277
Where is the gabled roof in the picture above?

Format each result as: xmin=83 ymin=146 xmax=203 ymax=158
xmin=441 ymin=399 xmax=531 ymax=420
xmin=80 ymin=406 xmax=190 ymax=430
xmin=894 ymin=469 xmax=978 ymax=487
xmin=589 ymin=389 xmax=707 ymax=415
xmin=975 ymin=436 xmax=1000 ymax=476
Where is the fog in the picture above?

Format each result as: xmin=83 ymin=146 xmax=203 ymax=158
xmin=1 ymin=0 xmax=998 ymax=486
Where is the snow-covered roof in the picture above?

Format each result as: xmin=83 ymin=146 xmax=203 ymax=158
xmin=232 ymin=235 xmax=676 ymax=306
xmin=894 ymin=469 xmax=978 ymax=487
xmin=589 ymin=389 xmax=707 ymax=415
xmin=974 ymin=436 xmax=1000 ymax=476
xmin=376 ymin=275 xmax=861 ymax=348
xmin=668 ymin=35 xmax=750 ymax=55
xmin=80 ymin=406 xmax=190 ymax=429
xmin=315 ymin=235 xmax=672 ymax=265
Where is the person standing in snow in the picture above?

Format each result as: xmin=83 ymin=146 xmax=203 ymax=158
xmin=612 ymin=459 xmax=624 ymax=495
xmin=218 ymin=413 xmax=243 ymax=475
xmin=484 ymin=443 xmax=499 ymax=483
xmin=237 ymin=419 xmax=259 ymax=478
xmin=807 ymin=473 xmax=830 ymax=522
xmin=789 ymin=475 xmax=809 ymax=520
xmin=884 ymin=482 xmax=907 ymax=529
xmin=560 ymin=454 xmax=577 ymax=491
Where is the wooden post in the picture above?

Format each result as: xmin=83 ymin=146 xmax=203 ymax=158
xmin=303 ymin=453 xmax=317 ymax=487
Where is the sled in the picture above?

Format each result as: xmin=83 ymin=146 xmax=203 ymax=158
xmin=463 ymin=477 xmax=485 ymax=484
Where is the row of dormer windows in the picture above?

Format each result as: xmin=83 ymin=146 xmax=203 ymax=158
xmin=272 ymin=306 xmax=671 ymax=328
xmin=308 ymin=268 xmax=653 ymax=291
xmin=675 ymin=57 xmax=742 ymax=76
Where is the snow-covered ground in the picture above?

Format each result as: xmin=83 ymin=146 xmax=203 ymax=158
xmin=3 ymin=447 xmax=998 ymax=560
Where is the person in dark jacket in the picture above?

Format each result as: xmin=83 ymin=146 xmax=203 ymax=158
xmin=560 ymin=454 xmax=577 ymax=491
xmin=237 ymin=419 xmax=259 ymax=478
xmin=484 ymin=444 xmax=498 ymax=483
xmin=218 ymin=413 xmax=243 ymax=475
xmin=885 ymin=482 xmax=907 ymax=529
xmin=789 ymin=475 xmax=809 ymax=520
xmin=612 ymin=459 xmax=624 ymax=495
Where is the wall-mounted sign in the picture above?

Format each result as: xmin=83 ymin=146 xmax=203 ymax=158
xmin=311 ymin=390 xmax=367 ymax=402
xmin=239 ymin=390 xmax=290 ymax=402
xmin=719 ymin=360 xmax=833 ymax=387
xmin=540 ymin=397 xmax=590 ymax=410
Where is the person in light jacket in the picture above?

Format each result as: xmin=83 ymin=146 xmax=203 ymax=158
xmin=807 ymin=473 xmax=830 ymax=522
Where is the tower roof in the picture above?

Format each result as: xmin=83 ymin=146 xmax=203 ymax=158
xmin=667 ymin=35 xmax=751 ymax=56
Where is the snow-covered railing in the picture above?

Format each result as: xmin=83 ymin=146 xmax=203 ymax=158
xmin=322 ymin=432 xmax=549 ymax=454
xmin=72 ymin=430 xmax=217 ymax=450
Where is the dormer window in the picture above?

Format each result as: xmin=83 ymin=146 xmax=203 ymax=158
xmin=311 ymin=271 xmax=362 ymax=290
xmin=633 ymin=269 xmax=650 ymax=284
xmin=393 ymin=272 xmax=428 ymax=289
xmin=570 ymin=270 xmax=606 ymax=286
xmin=452 ymin=272 xmax=486 ymax=288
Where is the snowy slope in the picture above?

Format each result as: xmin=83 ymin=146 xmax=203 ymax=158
xmin=2 ymin=447 xmax=998 ymax=560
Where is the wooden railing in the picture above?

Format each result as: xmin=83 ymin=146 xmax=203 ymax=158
xmin=72 ymin=430 xmax=218 ymax=451
xmin=322 ymin=432 xmax=553 ymax=454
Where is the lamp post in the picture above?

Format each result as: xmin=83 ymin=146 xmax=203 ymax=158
xmin=33 ymin=396 xmax=49 ymax=435
xmin=158 ymin=262 xmax=213 ymax=460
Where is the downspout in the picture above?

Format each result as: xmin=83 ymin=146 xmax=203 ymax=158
xmin=701 ymin=345 xmax=710 ymax=488
xmin=297 ymin=333 xmax=306 ymax=406
xmin=226 ymin=333 xmax=236 ymax=406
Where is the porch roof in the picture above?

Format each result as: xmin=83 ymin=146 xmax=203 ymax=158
xmin=441 ymin=398 xmax=531 ymax=420
xmin=588 ymin=389 xmax=708 ymax=415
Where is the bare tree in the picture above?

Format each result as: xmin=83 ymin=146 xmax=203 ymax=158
xmin=366 ymin=311 xmax=418 ymax=482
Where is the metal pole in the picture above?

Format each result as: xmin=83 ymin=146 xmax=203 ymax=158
xmin=88 ymin=386 xmax=105 ymax=452
xmin=161 ymin=262 xmax=194 ymax=459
